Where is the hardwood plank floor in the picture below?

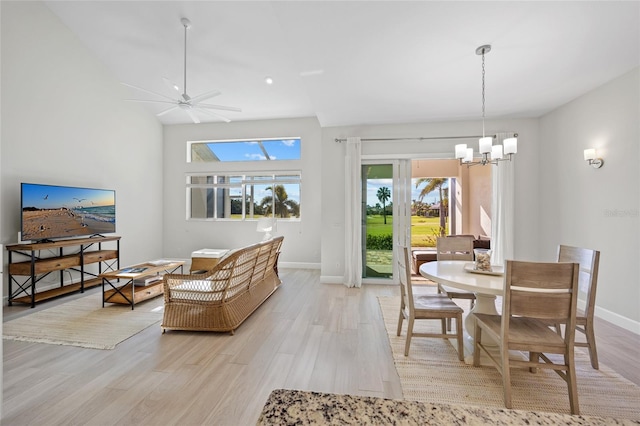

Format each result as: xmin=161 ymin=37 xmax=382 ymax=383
xmin=3 ymin=269 xmax=639 ymax=425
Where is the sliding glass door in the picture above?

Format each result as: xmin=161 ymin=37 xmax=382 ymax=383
xmin=361 ymin=160 xmax=412 ymax=283
xmin=362 ymin=164 xmax=393 ymax=279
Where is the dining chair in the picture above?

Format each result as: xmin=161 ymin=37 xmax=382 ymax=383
xmin=396 ymin=244 xmax=464 ymax=360
xmin=556 ymin=245 xmax=601 ymax=369
xmin=473 ymin=260 xmax=580 ymax=414
xmin=436 ymin=236 xmax=476 ymax=329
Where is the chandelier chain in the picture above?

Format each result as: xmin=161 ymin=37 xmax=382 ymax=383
xmin=481 ymin=50 xmax=486 ymax=137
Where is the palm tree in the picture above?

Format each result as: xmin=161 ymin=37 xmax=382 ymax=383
xmin=415 ymin=178 xmax=447 ymax=236
xmin=260 ymin=184 xmax=300 ymax=218
xmin=377 ymin=186 xmax=391 ymax=224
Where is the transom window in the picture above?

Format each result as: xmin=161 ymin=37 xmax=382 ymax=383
xmin=187 ymin=173 xmax=301 ymax=220
xmin=188 ymin=138 xmax=301 ymax=163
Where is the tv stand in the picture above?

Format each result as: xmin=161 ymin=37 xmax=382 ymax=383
xmin=6 ymin=236 xmax=120 ymax=308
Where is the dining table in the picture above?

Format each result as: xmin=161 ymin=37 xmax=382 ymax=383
xmin=419 ymin=260 xmax=505 ymax=360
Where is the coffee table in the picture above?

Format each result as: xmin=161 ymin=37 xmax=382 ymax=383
xmin=101 ymin=260 xmax=184 ymax=309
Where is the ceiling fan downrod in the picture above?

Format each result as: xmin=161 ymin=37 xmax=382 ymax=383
xmin=181 ymin=18 xmax=191 ymax=101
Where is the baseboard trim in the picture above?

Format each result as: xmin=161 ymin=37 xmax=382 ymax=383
xmin=280 ymin=262 xmax=320 ymax=270
xmin=320 ymin=275 xmax=344 ymax=284
xmin=594 ymin=304 xmax=640 ymax=335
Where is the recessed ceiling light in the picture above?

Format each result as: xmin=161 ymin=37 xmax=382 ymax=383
xmin=265 ymin=76 xmax=274 ymax=85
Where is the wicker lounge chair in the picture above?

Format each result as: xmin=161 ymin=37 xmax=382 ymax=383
xmin=161 ymin=236 xmax=283 ymax=334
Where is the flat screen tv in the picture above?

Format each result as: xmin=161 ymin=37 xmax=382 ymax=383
xmin=21 ymin=183 xmax=116 ymax=242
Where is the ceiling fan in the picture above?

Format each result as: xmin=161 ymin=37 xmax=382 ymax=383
xmin=123 ymin=18 xmax=241 ymax=124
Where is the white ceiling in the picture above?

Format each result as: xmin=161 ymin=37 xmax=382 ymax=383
xmin=44 ymin=1 xmax=640 ymax=127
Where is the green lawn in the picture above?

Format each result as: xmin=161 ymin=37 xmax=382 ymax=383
xmin=366 ymin=215 xmax=448 ymax=247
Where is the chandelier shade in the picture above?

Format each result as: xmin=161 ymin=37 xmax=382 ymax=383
xmin=455 ymin=45 xmax=518 ymax=166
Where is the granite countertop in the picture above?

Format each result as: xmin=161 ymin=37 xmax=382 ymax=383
xmin=257 ymin=389 xmax=639 ymax=425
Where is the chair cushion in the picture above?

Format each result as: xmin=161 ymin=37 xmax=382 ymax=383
xmin=170 ymin=279 xmax=224 ymax=302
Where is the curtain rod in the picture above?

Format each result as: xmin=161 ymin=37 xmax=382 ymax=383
xmin=334 ymin=133 xmax=517 ymax=143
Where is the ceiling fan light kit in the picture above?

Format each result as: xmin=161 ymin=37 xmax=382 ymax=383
xmin=123 ymin=17 xmax=241 ymax=124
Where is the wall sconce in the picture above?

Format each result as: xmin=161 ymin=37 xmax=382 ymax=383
xmin=584 ymin=148 xmax=604 ymax=169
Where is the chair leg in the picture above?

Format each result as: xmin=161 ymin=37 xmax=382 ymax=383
xmin=441 ymin=318 xmax=446 ymax=334
xmin=455 ymin=314 xmax=464 ymax=361
xmin=396 ymin=309 xmax=404 ymax=337
xmin=404 ymin=317 xmax=415 ymax=356
xmin=566 ymin=353 xmax=580 ymax=415
xmin=585 ymin=321 xmax=599 ymax=370
xmin=529 ymin=352 xmax=539 ymax=373
xmin=554 ymin=322 xmax=562 ymax=336
xmin=501 ymin=348 xmax=513 ymax=409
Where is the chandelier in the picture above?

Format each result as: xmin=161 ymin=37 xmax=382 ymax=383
xmin=455 ymin=45 xmax=517 ymax=166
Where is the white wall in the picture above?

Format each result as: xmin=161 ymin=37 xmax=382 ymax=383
xmin=539 ymin=68 xmax=640 ymax=330
xmin=320 ymin=118 xmax=540 ymax=282
xmin=162 ymin=117 xmax=322 ymax=267
xmin=1 ymin=1 xmax=164 ymax=277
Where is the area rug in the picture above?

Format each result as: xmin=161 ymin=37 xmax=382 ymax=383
xmin=257 ymin=388 xmax=638 ymax=425
xmin=379 ymin=296 xmax=640 ymax=421
xmin=3 ymin=292 xmax=163 ymax=349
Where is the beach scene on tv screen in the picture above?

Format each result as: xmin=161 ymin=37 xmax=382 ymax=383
xmin=22 ymin=184 xmax=115 ymax=241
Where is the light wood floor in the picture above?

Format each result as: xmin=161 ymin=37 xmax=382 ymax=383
xmin=3 ymin=269 xmax=639 ymax=425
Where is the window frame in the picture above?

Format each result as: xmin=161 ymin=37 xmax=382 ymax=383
xmin=186 ymin=171 xmax=302 ymax=222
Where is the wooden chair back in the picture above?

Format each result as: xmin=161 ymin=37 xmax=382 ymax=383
xmin=396 ymin=243 xmax=465 ymax=359
xmin=436 ymin=236 xmax=474 ymax=261
xmin=503 ymin=260 xmax=580 ymax=342
xmin=557 ymin=245 xmax=600 ymax=319
xmin=397 ymin=244 xmax=415 ymax=313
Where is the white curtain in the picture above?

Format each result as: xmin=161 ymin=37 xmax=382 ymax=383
xmin=344 ymin=137 xmax=362 ymax=288
xmin=395 ymin=159 xmax=412 ymax=248
xmin=491 ymin=132 xmax=515 ymax=266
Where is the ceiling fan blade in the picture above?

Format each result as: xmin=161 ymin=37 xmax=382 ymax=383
xmin=189 ymin=90 xmax=222 ymax=104
xmin=157 ymin=105 xmax=180 ymax=117
xmin=162 ymin=77 xmax=181 ymax=94
xmin=184 ymin=109 xmax=201 ymax=124
xmin=197 ymin=108 xmax=231 ymax=123
xmin=196 ymin=103 xmax=242 ymax=113
xmin=125 ymin=99 xmax=178 ymax=105
xmin=121 ymin=82 xmax=175 ymax=102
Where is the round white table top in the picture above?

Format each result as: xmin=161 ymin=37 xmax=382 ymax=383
xmin=419 ymin=260 xmax=505 ymax=296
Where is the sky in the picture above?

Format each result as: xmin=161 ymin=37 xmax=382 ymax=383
xmin=205 ymin=139 xmax=300 ymax=162
xmin=22 ymin=183 xmax=115 ymax=209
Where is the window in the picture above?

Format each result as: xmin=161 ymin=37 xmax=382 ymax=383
xmin=187 ymin=173 xmax=301 ymax=220
xmin=188 ymin=138 xmax=301 ymax=163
